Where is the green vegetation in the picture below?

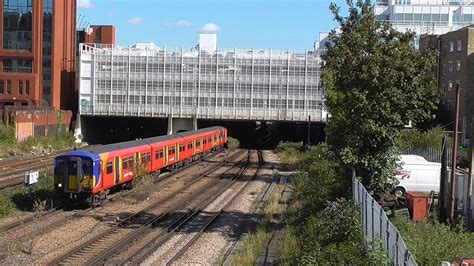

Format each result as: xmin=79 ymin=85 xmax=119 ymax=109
xmin=394 ymin=217 xmax=474 ymax=264
xmin=227 ymin=137 xmax=240 ymax=150
xmin=322 ymin=0 xmax=440 ymax=192
xmin=0 ymin=123 xmax=75 ymax=158
xmin=0 ymin=174 xmax=55 ymax=218
xmin=398 ymin=126 xmax=446 ymax=150
xmin=231 ymin=193 xmax=282 ymax=265
xmin=275 ymin=143 xmax=389 ymax=264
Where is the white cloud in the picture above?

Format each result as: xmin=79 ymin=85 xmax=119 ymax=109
xmin=78 ymin=0 xmax=94 ymax=9
xmin=162 ymin=20 xmax=193 ymax=29
xmin=128 ymin=17 xmax=144 ymax=25
xmin=200 ymin=23 xmax=220 ymax=34
xmin=175 ymin=20 xmax=193 ymax=28
xmin=106 ymin=11 xmax=115 ymax=17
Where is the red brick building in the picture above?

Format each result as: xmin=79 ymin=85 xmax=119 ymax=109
xmin=78 ymin=25 xmax=116 ymax=46
xmin=0 ymin=0 xmax=77 ymax=110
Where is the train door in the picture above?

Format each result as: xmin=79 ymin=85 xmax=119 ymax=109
xmin=135 ymin=152 xmax=140 ymax=170
xmin=176 ymin=143 xmax=180 ymax=162
xmin=55 ymin=157 xmax=82 ymax=192
xmin=164 ymin=145 xmax=169 ymax=166
xmin=114 ymin=157 xmax=120 ymax=184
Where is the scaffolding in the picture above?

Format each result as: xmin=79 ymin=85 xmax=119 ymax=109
xmin=78 ymin=44 xmax=325 ymax=122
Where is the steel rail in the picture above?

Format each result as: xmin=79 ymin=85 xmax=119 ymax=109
xmin=49 ymin=149 xmax=247 ymax=265
xmin=165 ymin=150 xmax=263 ymax=265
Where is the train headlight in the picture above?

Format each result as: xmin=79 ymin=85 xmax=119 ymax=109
xmin=58 ymin=183 xmax=62 ymax=188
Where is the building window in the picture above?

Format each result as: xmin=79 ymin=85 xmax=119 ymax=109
xmin=3 ymin=0 xmax=33 ymax=50
xmin=442 ymin=83 xmax=446 ymax=92
xmin=447 ymin=100 xmax=452 ymax=110
xmin=2 ymin=59 xmax=33 ymax=73
xmin=448 ymin=61 xmax=453 ymax=72
xmin=443 ymin=64 xmax=447 ymax=75
xmin=7 ymin=80 xmax=11 ymax=94
xmin=457 ymin=40 xmax=462 ymax=51
xmin=42 ymin=0 xmax=54 ymax=106
xmin=449 ymin=41 xmax=454 ymax=52
xmin=456 ymin=60 xmax=461 ymax=71
xmin=19 ymin=80 xmax=23 ymax=94
xmin=25 ymin=80 xmax=30 ymax=95
xmin=448 ymin=81 xmax=453 ymax=91
xmin=0 ymin=80 xmax=4 ymax=94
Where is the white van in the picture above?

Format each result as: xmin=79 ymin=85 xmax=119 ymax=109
xmin=393 ymin=155 xmax=441 ymax=197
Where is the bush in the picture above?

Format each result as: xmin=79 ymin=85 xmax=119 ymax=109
xmin=227 ymin=137 xmax=240 ymax=150
xmin=0 ymin=124 xmax=16 ymax=145
xmin=398 ymin=126 xmax=446 ymax=150
xmin=394 ymin=217 xmax=474 ymax=264
xmin=0 ymin=174 xmax=56 ymax=218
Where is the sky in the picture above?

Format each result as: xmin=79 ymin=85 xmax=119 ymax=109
xmin=77 ymin=0 xmax=348 ymax=50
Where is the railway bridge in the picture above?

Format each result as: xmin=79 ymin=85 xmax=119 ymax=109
xmin=77 ymin=43 xmax=326 ymax=143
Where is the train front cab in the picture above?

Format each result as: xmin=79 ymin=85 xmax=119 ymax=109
xmin=54 ymin=151 xmax=101 ymax=200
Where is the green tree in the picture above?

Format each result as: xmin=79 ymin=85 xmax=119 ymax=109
xmin=322 ymin=0 xmax=440 ymax=191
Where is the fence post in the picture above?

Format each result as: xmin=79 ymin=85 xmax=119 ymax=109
xmin=371 ymin=198 xmax=375 ymax=239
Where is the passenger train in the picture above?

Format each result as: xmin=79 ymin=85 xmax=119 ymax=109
xmin=54 ymin=127 xmax=228 ymax=204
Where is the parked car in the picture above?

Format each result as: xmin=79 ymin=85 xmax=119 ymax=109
xmin=393 ymin=155 xmax=441 ymax=197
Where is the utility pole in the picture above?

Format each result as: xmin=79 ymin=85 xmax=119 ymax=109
xmin=450 ymin=84 xmax=461 ymax=225
xmin=439 ymin=136 xmax=447 ymax=223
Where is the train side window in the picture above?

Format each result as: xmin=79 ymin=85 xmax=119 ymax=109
xmin=187 ymin=142 xmax=192 ymax=149
xmin=106 ymin=161 xmax=113 ymax=174
xmin=155 ymin=148 xmax=164 ymax=159
xmin=122 ymin=156 xmax=134 ymax=169
xmin=203 ymin=139 xmax=207 ymax=144
xmin=179 ymin=144 xmax=185 ymax=152
xmin=169 ymin=147 xmax=175 ymax=155
xmin=141 ymin=152 xmax=151 ymax=163
xmin=196 ymin=140 xmax=201 ymax=146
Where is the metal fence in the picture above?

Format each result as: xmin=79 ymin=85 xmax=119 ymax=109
xmin=352 ymin=177 xmax=417 ymax=265
xmin=400 ymin=147 xmax=452 ymax=166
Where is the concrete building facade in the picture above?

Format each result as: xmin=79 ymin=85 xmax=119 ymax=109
xmin=374 ymin=0 xmax=474 ymax=47
xmin=0 ymin=0 xmax=77 ymax=110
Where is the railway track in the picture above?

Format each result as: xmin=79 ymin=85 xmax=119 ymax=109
xmin=1 ymin=149 xmax=238 ymax=234
xmin=120 ymin=150 xmax=263 ymax=265
xmin=47 ymin=149 xmax=249 ymax=265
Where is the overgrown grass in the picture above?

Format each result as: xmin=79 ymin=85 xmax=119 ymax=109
xmin=275 ymin=142 xmax=389 ymax=264
xmin=0 ymin=123 xmax=75 ymax=158
xmin=394 ymin=217 xmax=474 ymax=264
xmin=232 ymin=191 xmax=282 ymax=265
xmin=0 ymin=174 xmax=56 ymax=218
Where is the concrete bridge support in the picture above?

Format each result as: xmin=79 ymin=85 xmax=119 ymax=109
xmin=74 ymin=114 xmax=83 ymax=144
xmin=167 ymin=115 xmax=198 ymax=135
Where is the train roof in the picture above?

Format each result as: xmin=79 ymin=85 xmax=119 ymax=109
xmin=85 ymin=126 xmax=225 ymax=155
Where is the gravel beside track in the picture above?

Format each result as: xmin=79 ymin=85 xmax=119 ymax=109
xmin=1 ymin=149 xmax=239 ymax=264
xmin=173 ymin=150 xmax=282 ymax=265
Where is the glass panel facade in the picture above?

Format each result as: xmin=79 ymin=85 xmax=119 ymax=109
xmin=2 ymin=59 xmax=32 ymax=73
xmin=42 ymin=0 xmax=53 ymax=105
xmin=3 ymin=0 xmax=33 ymax=50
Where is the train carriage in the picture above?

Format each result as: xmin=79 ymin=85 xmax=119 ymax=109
xmin=54 ymin=127 xmax=228 ymax=204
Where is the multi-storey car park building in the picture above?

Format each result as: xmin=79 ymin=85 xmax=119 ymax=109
xmin=78 ymin=41 xmax=325 ymax=124
xmin=374 ymin=0 xmax=474 ymax=47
